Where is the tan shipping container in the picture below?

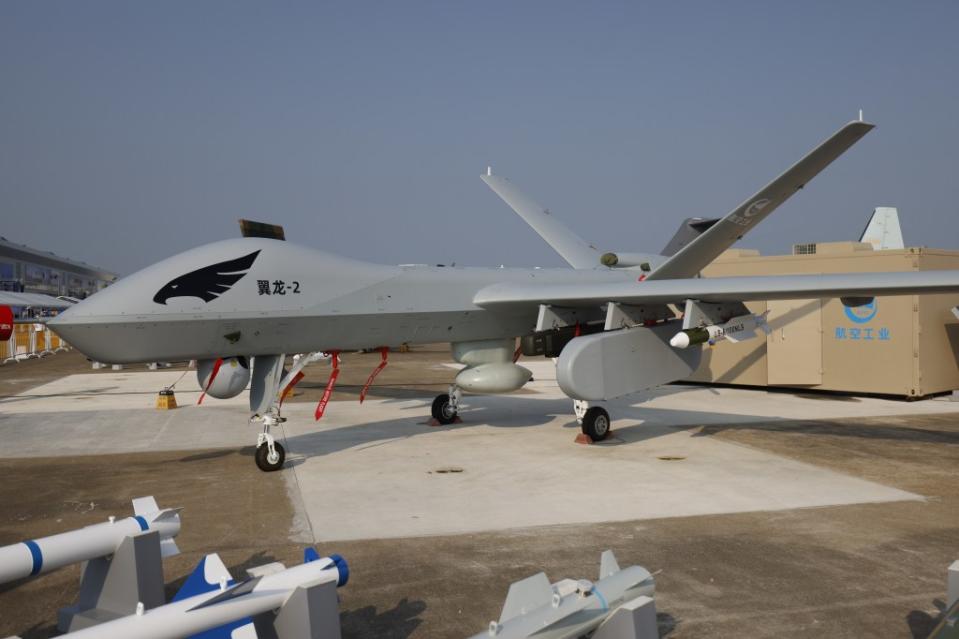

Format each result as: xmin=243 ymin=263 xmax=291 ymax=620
xmin=687 ymin=243 xmax=959 ymax=398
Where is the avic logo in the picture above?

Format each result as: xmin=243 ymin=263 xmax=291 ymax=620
xmin=844 ymin=299 xmax=878 ymax=324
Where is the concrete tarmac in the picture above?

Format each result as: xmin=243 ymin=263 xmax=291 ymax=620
xmin=1 ymin=348 xmax=958 ymax=637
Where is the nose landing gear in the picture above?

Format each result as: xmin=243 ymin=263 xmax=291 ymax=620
xmin=254 ymin=412 xmax=287 ymax=472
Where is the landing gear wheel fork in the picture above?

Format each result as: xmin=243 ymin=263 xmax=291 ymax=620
xmin=574 ymin=400 xmax=611 ymax=441
xmin=254 ymin=409 xmax=287 ymax=472
xmin=255 ymin=429 xmax=286 ymax=472
xmin=431 ymin=385 xmax=461 ymax=425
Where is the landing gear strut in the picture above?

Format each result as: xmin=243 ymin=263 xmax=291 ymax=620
xmin=254 ymin=412 xmax=287 ymax=472
xmin=249 ymin=351 xmax=327 ymax=472
xmin=431 ymin=385 xmax=462 ymax=425
xmin=574 ymin=400 xmax=611 ymax=441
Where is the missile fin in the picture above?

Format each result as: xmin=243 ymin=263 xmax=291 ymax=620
xmin=173 ymin=554 xmax=234 ymax=602
xmin=246 ymin=562 xmax=286 ymax=579
xmin=152 ymin=507 xmax=183 ymax=522
xmin=723 ymin=328 xmax=756 ymax=344
xmin=600 ymin=550 xmax=620 ymax=579
xmin=131 ymin=496 xmax=160 ymax=517
xmin=189 ymin=576 xmax=261 ymax=611
xmin=160 ymin=538 xmax=180 ymax=558
xmin=499 ymin=572 xmax=553 ymax=623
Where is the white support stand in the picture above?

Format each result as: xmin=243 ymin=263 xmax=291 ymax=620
xmin=92 ymin=361 xmax=106 ymax=370
xmin=252 ymin=577 xmax=341 ymax=639
xmin=40 ymin=329 xmax=54 ymax=357
xmin=948 ymin=560 xmax=959 ymax=608
xmin=111 ymin=364 xmax=124 ymax=371
xmin=25 ymin=330 xmax=38 ymax=359
xmin=57 ymin=530 xmax=166 ymax=632
xmin=592 ymin=595 xmax=658 ymax=639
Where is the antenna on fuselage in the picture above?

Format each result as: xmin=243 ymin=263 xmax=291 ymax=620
xmin=239 ymin=219 xmax=286 ymax=241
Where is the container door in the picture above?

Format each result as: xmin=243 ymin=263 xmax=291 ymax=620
xmin=767 ymin=298 xmax=822 ymax=386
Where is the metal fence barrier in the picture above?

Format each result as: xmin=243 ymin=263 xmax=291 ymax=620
xmin=2 ymin=323 xmax=70 ymax=364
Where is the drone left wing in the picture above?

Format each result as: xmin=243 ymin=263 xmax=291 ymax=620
xmin=475 ymin=270 xmax=959 ymax=401
xmin=474 ymin=270 xmax=959 ymax=309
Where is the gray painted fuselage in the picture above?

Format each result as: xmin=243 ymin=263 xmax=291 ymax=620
xmin=49 ymin=237 xmax=639 ymax=364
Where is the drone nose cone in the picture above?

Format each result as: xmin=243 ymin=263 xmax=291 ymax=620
xmin=45 ymin=289 xmax=128 ymax=362
xmin=46 ymin=300 xmax=90 ymax=344
xmin=46 ymin=303 xmax=79 ymax=328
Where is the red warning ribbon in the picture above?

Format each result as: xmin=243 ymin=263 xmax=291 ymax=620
xmin=359 ymin=347 xmax=389 ymax=403
xmin=0 ymin=306 xmax=13 ymax=342
xmin=279 ymin=370 xmax=305 ymax=406
xmin=197 ymin=357 xmax=223 ymax=405
xmin=314 ymin=352 xmax=340 ymax=421
xmin=513 ymin=344 xmax=522 ymax=363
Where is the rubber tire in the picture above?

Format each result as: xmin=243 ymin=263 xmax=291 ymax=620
xmin=431 ymin=394 xmax=458 ymax=425
xmin=255 ymin=441 xmax=286 ymax=472
xmin=581 ymin=407 xmax=611 ymax=441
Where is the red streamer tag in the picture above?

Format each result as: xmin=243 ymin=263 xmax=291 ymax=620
xmin=197 ymin=357 xmax=223 ymax=405
xmin=314 ymin=352 xmax=340 ymax=420
xmin=359 ymin=347 xmax=389 ymax=403
xmin=513 ymin=344 xmax=522 ymax=363
xmin=280 ymin=370 xmax=305 ymax=406
xmin=0 ymin=306 xmax=13 ymax=342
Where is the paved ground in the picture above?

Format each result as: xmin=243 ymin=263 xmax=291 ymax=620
xmin=1 ymin=348 xmax=958 ymax=638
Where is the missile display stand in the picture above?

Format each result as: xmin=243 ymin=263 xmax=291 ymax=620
xmin=590 ymin=595 xmax=658 ymax=639
xmin=251 ymin=575 xmax=342 ymax=639
xmin=58 ymin=528 xmax=166 ymax=632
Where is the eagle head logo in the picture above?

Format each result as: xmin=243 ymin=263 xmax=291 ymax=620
xmin=153 ymin=250 xmax=260 ymax=305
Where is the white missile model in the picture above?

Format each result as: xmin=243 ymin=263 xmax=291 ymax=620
xmin=0 ymin=496 xmax=180 ymax=585
xmin=61 ymin=548 xmax=349 ymax=639
xmin=470 ymin=551 xmax=657 ymax=639
xmin=669 ymin=312 xmax=770 ymax=349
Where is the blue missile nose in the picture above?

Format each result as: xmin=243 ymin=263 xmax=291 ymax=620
xmin=330 ymin=553 xmax=349 ymax=587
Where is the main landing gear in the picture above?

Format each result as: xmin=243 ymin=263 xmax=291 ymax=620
xmin=431 ymin=385 xmax=462 ymax=425
xmin=250 ymin=351 xmax=327 ymax=472
xmin=574 ymin=400 xmax=611 ymax=441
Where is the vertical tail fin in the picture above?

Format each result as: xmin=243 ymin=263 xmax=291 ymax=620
xmin=859 ymin=207 xmax=904 ymax=250
xmin=482 ymin=170 xmax=601 ymax=269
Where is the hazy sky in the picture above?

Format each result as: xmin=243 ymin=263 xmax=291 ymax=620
xmin=2 ymin=2 xmax=958 ymax=276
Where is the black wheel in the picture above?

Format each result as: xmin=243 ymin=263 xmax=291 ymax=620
xmin=255 ymin=441 xmax=286 ymax=472
xmin=431 ymin=393 xmax=458 ymax=424
xmin=581 ymin=407 xmax=611 ymax=441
